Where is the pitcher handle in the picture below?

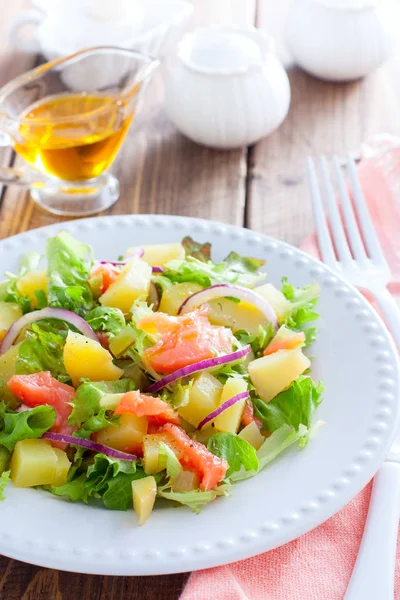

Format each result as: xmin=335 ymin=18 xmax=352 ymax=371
xmin=0 ymin=166 xmax=47 ymax=187
xmin=8 ymin=10 xmax=42 ymax=54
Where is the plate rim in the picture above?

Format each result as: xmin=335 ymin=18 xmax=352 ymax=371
xmin=0 ymin=213 xmax=399 ymax=576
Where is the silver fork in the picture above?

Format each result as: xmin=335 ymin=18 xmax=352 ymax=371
xmin=307 ymin=156 xmax=400 ymax=600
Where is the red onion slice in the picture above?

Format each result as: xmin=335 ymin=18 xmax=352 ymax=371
xmin=198 ymin=391 xmax=250 ymax=430
xmin=98 ymin=260 xmax=127 ymax=266
xmin=0 ymin=307 xmax=98 ymax=355
xmin=178 ymin=284 xmax=278 ymax=332
xmin=97 ymin=259 xmax=164 ymax=274
xmin=42 ymin=432 xmax=137 ymax=461
xmin=146 ymin=345 xmax=252 ymax=393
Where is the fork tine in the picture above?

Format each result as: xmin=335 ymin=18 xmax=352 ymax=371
xmin=346 ymin=157 xmax=388 ymax=267
xmin=319 ymin=156 xmax=352 ymax=264
xmin=306 ymin=157 xmax=336 ymax=267
xmin=333 ymin=155 xmax=368 ymax=264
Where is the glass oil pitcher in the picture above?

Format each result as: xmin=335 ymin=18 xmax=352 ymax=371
xmin=0 ymin=46 xmax=158 ymax=216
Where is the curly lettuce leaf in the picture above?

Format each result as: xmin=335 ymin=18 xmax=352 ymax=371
xmin=224 ymin=251 xmax=265 ymax=276
xmin=281 ymin=278 xmax=320 ymax=347
xmin=0 ymin=470 xmax=10 ymax=501
xmin=16 ymin=321 xmax=69 ymax=383
xmin=162 ymin=254 xmax=266 ymax=290
xmin=46 ymin=232 xmax=93 ymax=317
xmin=0 ymin=252 xmax=42 ymax=314
xmin=208 ymin=432 xmax=258 ymax=477
xmin=234 ymin=324 xmax=274 ymax=357
xmin=231 ymin=425 xmax=301 ymax=482
xmin=51 ymin=453 xmax=149 ymax=510
xmin=160 ymin=380 xmax=192 ymax=409
xmin=182 ymin=236 xmax=211 ymax=262
xmin=157 ymin=483 xmax=230 ymax=513
xmin=85 ymin=306 xmax=125 ymax=336
xmin=68 ymin=380 xmax=135 ymax=432
xmin=253 ymin=375 xmax=324 ymax=444
xmin=0 ymin=403 xmax=56 ymax=452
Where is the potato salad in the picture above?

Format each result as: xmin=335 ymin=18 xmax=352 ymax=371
xmin=0 ymin=232 xmax=323 ymax=524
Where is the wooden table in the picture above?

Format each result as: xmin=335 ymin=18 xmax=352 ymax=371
xmin=0 ymin=0 xmax=399 ymax=598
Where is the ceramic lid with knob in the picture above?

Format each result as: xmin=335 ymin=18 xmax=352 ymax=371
xmin=178 ymin=26 xmax=272 ymax=75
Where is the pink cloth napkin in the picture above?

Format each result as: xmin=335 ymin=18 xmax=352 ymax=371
xmin=181 ymin=135 xmax=400 ymax=600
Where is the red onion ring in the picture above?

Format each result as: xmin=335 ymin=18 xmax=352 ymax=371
xmin=42 ymin=432 xmax=137 ymax=461
xmin=178 ymin=284 xmax=278 ymax=332
xmin=0 ymin=307 xmax=98 ymax=355
xmin=146 ymin=345 xmax=252 ymax=393
xmin=198 ymin=391 xmax=250 ymax=430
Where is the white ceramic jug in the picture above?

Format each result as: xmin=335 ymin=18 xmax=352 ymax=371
xmin=165 ymin=26 xmax=291 ymax=149
xmin=285 ymin=0 xmax=399 ymax=81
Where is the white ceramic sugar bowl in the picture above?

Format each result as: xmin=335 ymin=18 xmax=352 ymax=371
xmin=165 ymin=26 xmax=291 ymax=149
xmin=285 ymin=0 xmax=399 ymax=81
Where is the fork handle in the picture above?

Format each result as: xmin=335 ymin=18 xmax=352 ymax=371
xmin=372 ymin=287 xmax=400 ymax=349
xmin=344 ymin=460 xmax=400 ymax=600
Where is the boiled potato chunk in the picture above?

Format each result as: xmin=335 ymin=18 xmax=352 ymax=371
xmin=143 ymin=434 xmax=164 ymax=474
xmin=95 ymin=413 xmax=148 ymax=454
xmin=238 ymin=421 xmax=265 ymax=450
xmin=159 ymin=282 xmax=203 ymax=316
xmin=51 ymin=448 xmax=71 ymax=486
xmin=178 ymin=372 xmax=223 ymax=428
xmin=132 ymin=476 xmax=157 ymax=525
xmin=10 ymin=439 xmax=58 ymax=487
xmin=99 ymin=258 xmax=151 ymax=314
xmin=214 ymin=378 xmax=247 ymax=433
xmin=208 ymin=298 xmax=267 ymax=335
xmin=0 ymin=343 xmax=20 ymax=381
xmin=255 ymin=283 xmax=292 ymax=324
xmin=63 ymin=331 xmax=124 ymax=387
xmin=0 ymin=302 xmax=22 ymax=341
xmin=0 ymin=343 xmax=21 ymax=408
xmin=16 ymin=270 xmax=47 ymax=309
xmin=172 ymin=469 xmax=200 ymax=492
xmin=127 ymin=243 xmax=185 ymax=266
xmin=248 ymin=348 xmax=310 ymax=403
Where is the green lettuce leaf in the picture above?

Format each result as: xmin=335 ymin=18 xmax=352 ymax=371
xmin=182 ymin=236 xmax=211 ymax=262
xmin=51 ymin=453 xmax=148 ymax=510
xmin=46 ymin=232 xmax=93 ymax=317
xmin=253 ymin=375 xmax=324 ymax=440
xmin=281 ymin=278 xmax=320 ymax=347
xmin=160 ymin=380 xmax=192 ymax=408
xmin=234 ymin=324 xmax=274 ymax=357
xmin=0 ymin=251 xmax=44 ymax=314
xmin=231 ymin=425 xmax=301 ymax=482
xmin=207 ymin=432 xmax=258 ymax=477
xmin=16 ymin=320 xmax=69 ymax=383
xmin=85 ymin=306 xmax=125 ymax=336
xmin=162 ymin=255 xmax=266 ymax=290
xmin=159 ymin=442 xmax=182 ymax=479
xmin=0 ymin=446 xmax=10 ymax=473
xmin=224 ymin=251 xmax=265 ymax=276
xmin=0 ymin=404 xmax=56 ymax=452
xmin=0 ymin=470 xmax=10 ymax=501
xmin=157 ymin=483 xmax=230 ymax=513
xmin=68 ymin=380 xmax=135 ymax=432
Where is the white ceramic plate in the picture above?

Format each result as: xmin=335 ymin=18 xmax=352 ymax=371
xmin=0 ymin=214 xmax=399 ymax=575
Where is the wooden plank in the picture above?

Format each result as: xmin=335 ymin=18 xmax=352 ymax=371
xmin=0 ymin=0 xmax=256 ymax=239
xmin=247 ymin=0 xmax=400 ymax=246
xmin=0 ymin=0 xmax=38 ymax=198
xmin=0 ymin=558 xmax=189 ymax=600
